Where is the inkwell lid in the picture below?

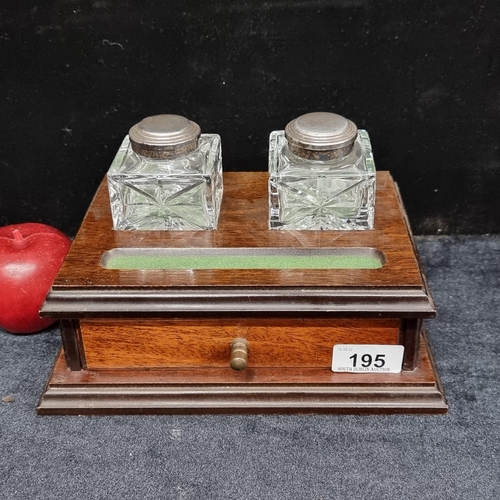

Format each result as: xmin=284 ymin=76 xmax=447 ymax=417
xmin=285 ymin=112 xmax=358 ymax=160
xmin=129 ymin=114 xmax=201 ymax=159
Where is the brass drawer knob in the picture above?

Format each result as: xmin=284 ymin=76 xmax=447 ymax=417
xmin=230 ymin=338 xmax=249 ymax=371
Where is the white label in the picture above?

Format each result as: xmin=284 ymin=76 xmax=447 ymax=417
xmin=332 ymin=344 xmax=405 ymax=374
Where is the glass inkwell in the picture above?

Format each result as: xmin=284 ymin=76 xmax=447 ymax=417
xmin=107 ymin=114 xmax=223 ymax=230
xmin=268 ymin=112 xmax=376 ymax=230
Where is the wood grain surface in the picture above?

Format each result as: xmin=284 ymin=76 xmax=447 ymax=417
xmin=51 ymin=171 xmax=425 ymax=289
xmin=80 ymin=318 xmax=400 ymax=369
xmin=36 ymin=172 xmax=445 ymax=414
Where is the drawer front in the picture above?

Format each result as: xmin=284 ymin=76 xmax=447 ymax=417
xmin=80 ymin=318 xmax=401 ymax=370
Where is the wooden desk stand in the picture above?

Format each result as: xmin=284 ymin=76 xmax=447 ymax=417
xmin=38 ymin=172 xmax=447 ymax=415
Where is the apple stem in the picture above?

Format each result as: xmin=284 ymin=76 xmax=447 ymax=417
xmin=12 ymin=229 xmax=24 ymax=241
xmin=11 ymin=229 xmax=29 ymax=250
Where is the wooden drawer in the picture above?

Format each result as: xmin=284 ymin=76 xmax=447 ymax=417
xmin=80 ymin=318 xmax=400 ymax=370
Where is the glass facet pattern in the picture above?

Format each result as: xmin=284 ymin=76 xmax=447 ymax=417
xmin=269 ymin=130 xmax=376 ymax=230
xmin=107 ymin=135 xmax=223 ymax=230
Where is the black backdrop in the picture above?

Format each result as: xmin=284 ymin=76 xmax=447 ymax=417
xmin=1 ymin=1 xmax=499 ymax=236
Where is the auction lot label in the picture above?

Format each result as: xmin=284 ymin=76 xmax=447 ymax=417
xmin=332 ymin=345 xmax=405 ymax=374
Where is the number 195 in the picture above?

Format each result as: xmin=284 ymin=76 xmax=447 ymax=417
xmin=349 ymin=353 xmax=385 ymax=368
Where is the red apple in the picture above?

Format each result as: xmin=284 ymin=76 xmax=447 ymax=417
xmin=0 ymin=223 xmax=71 ymax=334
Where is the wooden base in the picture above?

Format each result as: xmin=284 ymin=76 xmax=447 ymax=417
xmin=37 ymin=332 xmax=447 ymax=415
xmin=39 ymin=172 xmax=446 ymax=415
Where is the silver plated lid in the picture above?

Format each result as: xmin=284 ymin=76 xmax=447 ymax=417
xmin=285 ymin=112 xmax=358 ymax=153
xmin=129 ymin=114 xmax=201 ymax=159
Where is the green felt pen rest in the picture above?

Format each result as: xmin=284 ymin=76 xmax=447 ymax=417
xmin=101 ymin=247 xmax=385 ymax=270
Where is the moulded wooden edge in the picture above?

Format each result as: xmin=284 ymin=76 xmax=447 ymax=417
xmin=37 ymin=331 xmax=447 ymax=415
xmin=41 ymin=286 xmax=436 ymax=318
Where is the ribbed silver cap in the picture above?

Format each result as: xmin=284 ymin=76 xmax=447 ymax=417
xmin=285 ymin=112 xmax=358 ymax=160
xmin=129 ymin=114 xmax=201 ymax=159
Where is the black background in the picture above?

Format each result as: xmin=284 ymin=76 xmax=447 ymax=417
xmin=1 ymin=1 xmax=499 ymax=236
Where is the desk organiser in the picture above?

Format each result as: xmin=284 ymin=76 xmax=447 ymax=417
xmin=37 ymin=171 xmax=447 ymax=414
